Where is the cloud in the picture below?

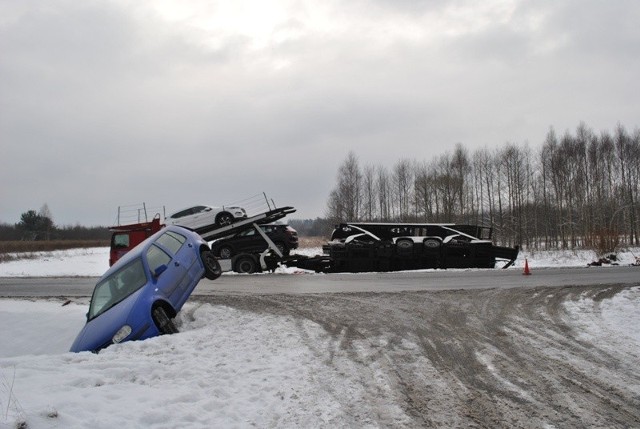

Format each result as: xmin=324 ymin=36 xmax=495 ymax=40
xmin=1 ymin=0 xmax=639 ymax=225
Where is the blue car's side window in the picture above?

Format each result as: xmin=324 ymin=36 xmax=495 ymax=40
xmin=147 ymin=244 xmax=172 ymax=273
xmin=155 ymin=231 xmax=187 ymax=255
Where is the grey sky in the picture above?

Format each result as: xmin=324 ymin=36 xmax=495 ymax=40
xmin=1 ymin=0 xmax=639 ymax=226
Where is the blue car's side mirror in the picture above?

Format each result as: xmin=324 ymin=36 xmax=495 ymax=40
xmin=153 ymin=264 xmax=168 ymax=278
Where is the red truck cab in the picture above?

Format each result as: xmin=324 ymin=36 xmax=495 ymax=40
xmin=109 ymin=216 xmax=164 ymax=266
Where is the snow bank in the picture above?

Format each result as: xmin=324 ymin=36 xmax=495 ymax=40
xmin=0 ymin=300 xmax=408 ymax=428
xmin=563 ymin=286 xmax=640 ymax=353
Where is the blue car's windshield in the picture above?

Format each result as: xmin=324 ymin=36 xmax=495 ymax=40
xmin=88 ymin=259 xmax=147 ymax=320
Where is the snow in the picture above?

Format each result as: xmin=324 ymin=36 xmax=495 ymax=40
xmin=1 ymin=246 xmax=639 ymax=428
xmin=563 ymin=287 xmax=640 ymax=354
xmin=0 ymin=248 xmax=110 ymax=277
xmin=2 ymin=301 xmax=406 ymax=428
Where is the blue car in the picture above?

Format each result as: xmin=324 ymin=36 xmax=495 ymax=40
xmin=70 ymin=225 xmax=221 ymax=353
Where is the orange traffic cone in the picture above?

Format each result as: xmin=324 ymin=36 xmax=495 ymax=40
xmin=523 ymin=258 xmax=531 ymax=275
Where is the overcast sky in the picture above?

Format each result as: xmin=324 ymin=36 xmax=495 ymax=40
xmin=1 ymin=0 xmax=639 ymax=226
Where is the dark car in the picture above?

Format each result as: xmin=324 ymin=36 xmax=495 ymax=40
xmin=70 ymin=225 xmax=221 ymax=353
xmin=210 ymin=224 xmax=298 ymax=258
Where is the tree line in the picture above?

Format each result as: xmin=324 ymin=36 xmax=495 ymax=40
xmin=326 ymin=123 xmax=640 ymax=253
xmin=0 ymin=204 xmax=110 ymax=241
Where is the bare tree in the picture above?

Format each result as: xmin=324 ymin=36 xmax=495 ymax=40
xmin=451 ymin=144 xmax=470 ymax=220
xmin=414 ymin=161 xmax=435 ymax=222
xmin=326 ymin=152 xmax=362 ymax=221
xmin=376 ymin=165 xmax=392 ymax=221
xmin=392 ymin=159 xmax=414 ymax=221
xmin=324 ymin=122 xmax=639 ymax=250
xmin=38 ymin=203 xmax=54 ymax=241
xmin=615 ymin=124 xmax=639 ymax=244
xmin=362 ymin=164 xmax=377 ymax=221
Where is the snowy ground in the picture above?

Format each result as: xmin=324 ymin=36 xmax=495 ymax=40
xmin=1 ymin=247 xmax=639 ymax=428
xmin=2 ymin=299 xmax=396 ymax=428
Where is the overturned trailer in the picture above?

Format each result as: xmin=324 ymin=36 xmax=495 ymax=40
xmin=316 ymin=222 xmax=519 ymax=272
xmin=230 ymin=220 xmax=519 ymax=273
xmin=202 ymin=208 xmax=518 ymax=273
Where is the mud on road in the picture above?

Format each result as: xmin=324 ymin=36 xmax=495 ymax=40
xmin=195 ymin=284 xmax=640 ymax=428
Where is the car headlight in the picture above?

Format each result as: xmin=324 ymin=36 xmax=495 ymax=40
xmin=112 ymin=325 xmax=132 ymax=344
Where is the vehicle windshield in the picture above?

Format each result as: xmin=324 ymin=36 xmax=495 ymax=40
xmin=88 ymin=258 xmax=147 ymax=320
xmin=112 ymin=233 xmax=129 ymax=248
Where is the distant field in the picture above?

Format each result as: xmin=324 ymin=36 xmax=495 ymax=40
xmin=0 ymin=240 xmax=109 ymax=255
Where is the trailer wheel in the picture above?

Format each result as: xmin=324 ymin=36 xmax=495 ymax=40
xmin=201 ymin=250 xmax=222 ymax=280
xmin=235 ymin=255 xmax=258 ymax=274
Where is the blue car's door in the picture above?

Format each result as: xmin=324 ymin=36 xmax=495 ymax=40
xmin=152 ymin=231 xmax=199 ymax=304
xmin=146 ymin=241 xmax=187 ymax=301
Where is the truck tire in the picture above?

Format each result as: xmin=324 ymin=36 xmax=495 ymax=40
xmin=152 ymin=306 xmax=178 ymax=335
xmin=235 ymin=255 xmax=258 ymax=274
xmin=201 ymin=250 xmax=222 ymax=280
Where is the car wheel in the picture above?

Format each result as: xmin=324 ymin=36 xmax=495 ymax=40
xmin=218 ymin=246 xmax=233 ymax=259
xmin=424 ymin=238 xmax=441 ymax=248
xmin=275 ymin=242 xmax=286 ymax=255
xmin=396 ymin=239 xmax=413 ymax=250
xmin=235 ymin=255 xmax=257 ymax=274
xmin=201 ymin=250 xmax=222 ymax=280
xmin=216 ymin=212 xmax=234 ymax=226
xmin=152 ymin=306 xmax=179 ymax=335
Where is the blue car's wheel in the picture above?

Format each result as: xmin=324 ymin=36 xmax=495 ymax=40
xmin=201 ymin=250 xmax=222 ymax=280
xmin=153 ymin=306 xmax=178 ymax=335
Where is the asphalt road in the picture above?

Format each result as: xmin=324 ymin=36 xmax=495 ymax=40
xmin=0 ymin=265 xmax=638 ymax=297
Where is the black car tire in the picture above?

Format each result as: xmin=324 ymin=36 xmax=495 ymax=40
xmin=396 ymin=239 xmax=414 ymax=250
xmin=216 ymin=212 xmax=234 ymax=226
xmin=153 ymin=306 xmax=179 ymax=335
xmin=235 ymin=255 xmax=258 ymax=274
xmin=218 ymin=246 xmax=233 ymax=259
xmin=424 ymin=238 xmax=441 ymax=248
xmin=201 ymin=250 xmax=222 ymax=280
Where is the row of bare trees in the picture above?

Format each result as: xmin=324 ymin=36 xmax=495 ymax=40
xmin=326 ymin=123 xmax=640 ymax=252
